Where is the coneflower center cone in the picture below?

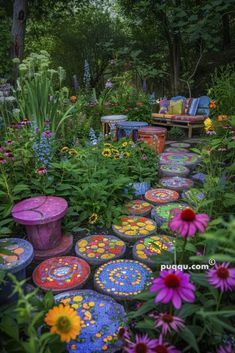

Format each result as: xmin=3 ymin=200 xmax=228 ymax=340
xmin=217 ymin=267 xmax=229 ymax=279
xmin=164 ymin=274 xmax=180 ymax=288
xmin=181 ymin=208 xmax=196 ymax=221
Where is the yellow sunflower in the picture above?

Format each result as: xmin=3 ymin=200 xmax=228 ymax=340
xmin=68 ymin=148 xmax=79 ymax=156
xmin=102 ymin=148 xmax=112 ymax=157
xmin=88 ymin=213 xmax=98 ymax=224
xmin=104 ymin=143 xmax=112 ymax=148
xmin=122 ymin=141 xmax=128 ymax=147
xmin=123 ymin=151 xmax=130 ymax=158
xmin=45 ymin=304 xmax=81 ymax=343
xmin=60 ymin=146 xmax=69 ymax=153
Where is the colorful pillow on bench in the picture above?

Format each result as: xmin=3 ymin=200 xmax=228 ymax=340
xmin=188 ymin=98 xmax=200 ymax=116
xmin=159 ymin=99 xmax=170 ymax=114
xmin=168 ymin=99 xmax=184 ymax=115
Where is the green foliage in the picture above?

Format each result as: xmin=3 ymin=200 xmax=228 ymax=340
xmin=0 ymin=9 xmax=12 ymax=78
xmin=167 ymin=126 xmax=186 ymax=140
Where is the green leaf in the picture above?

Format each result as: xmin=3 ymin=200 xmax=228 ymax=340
xmin=179 ymin=326 xmax=200 ymax=353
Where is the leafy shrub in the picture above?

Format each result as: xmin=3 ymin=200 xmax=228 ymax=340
xmin=168 ymin=126 xmax=186 ymax=140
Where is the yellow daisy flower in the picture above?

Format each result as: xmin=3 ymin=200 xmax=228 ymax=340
xmin=102 ymin=148 xmax=112 ymax=157
xmin=60 ymin=146 xmax=69 ymax=153
xmin=122 ymin=141 xmax=128 ymax=147
xmin=104 ymin=143 xmax=112 ymax=148
xmin=44 ymin=304 xmax=81 ymax=343
xmin=68 ymin=149 xmax=79 ymax=156
xmin=123 ymin=151 xmax=130 ymax=158
xmin=88 ymin=213 xmax=98 ymax=224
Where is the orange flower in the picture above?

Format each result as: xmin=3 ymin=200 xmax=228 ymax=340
xmin=70 ymin=96 xmax=77 ymax=104
xmin=217 ymin=115 xmax=227 ymax=122
xmin=209 ymin=100 xmax=216 ymax=109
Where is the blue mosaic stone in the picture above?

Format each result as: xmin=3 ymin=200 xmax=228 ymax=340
xmin=191 ymin=172 xmax=207 ymax=184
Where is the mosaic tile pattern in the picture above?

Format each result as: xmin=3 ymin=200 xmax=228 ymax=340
xmin=145 ymin=188 xmax=179 ymax=205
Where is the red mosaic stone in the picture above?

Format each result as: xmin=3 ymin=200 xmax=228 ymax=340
xmin=145 ymin=188 xmax=179 ymax=205
xmin=125 ymin=199 xmax=152 ymax=216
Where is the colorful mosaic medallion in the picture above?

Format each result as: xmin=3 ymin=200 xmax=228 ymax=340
xmin=160 ymin=177 xmax=194 ymax=191
xmin=160 ymin=164 xmax=190 ymax=177
xmin=151 ymin=202 xmax=188 ymax=228
xmin=94 ymin=259 xmax=153 ymax=300
xmin=159 ymin=153 xmax=200 ymax=168
xmin=112 ymin=216 xmax=157 ymax=242
xmin=0 ymin=238 xmax=34 ymax=273
xmin=75 ymin=235 xmax=126 ymax=265
xmin=133 ymin=235 xmax=175 ymax=266
xmin=125 ymin=199 xmax=152 ymax=216
xmin=55 ymin=289 xmax=126 ymax=353
xmin=145 ymin=188 xmax=179 ymax=205
xmin=170 ymin=142 xmax=191 ymax=148
xmin=33 ymin=256 xmax=90 ymax=292
xmin=164 ymin=147 xmax=188 ymax=153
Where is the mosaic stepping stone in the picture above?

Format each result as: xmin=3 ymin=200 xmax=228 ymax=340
xmin=125 ymin=199 xmax=152 ymax=216
xmin=112 ymin=216 xmax=157 ymax=242
xmin=75 ymin=235 xmax=126 ymax=265
xmin=160 ymin=177 xmax=194 ymax=191
xmin=160 ymin=164 xmax=190 ymax=177
xmin=0 ymin=238 xmax=34 ymax=302
xmin=164 ymin=147 xmax=188 ymax=153
xmin=133 ymin=235 xmax=175 ymax=266
xmin=170 ymin=142 xmax=191 ymax=148
xmin=159 ymin=152 xmax=200 ymax=169
xmin=191 ymin=172 xmax=207 ymax=184
xmin=151 ymin=202 xmax=188 ymax=228
xmin=55 ymin=289 xmax=126 ymax=353
xmin=145 ymin=188 xmax=179 ymax=205
xmin=94 ymin=259 xmax=153 ymax=300
xmin=33 ymin=256 xmax=90 ymax=292
xmin=182 ymin=190 xmax=205 ymax=203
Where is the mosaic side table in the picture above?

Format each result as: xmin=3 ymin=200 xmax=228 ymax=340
xmin=33 ymin=256 xmax=90 ymax=292
xmin=133 ymin=235 xmax=175 ymax=267
xmin=159 ymin=152 xmax=201 ymax=169
xmin=94 ymin=259 xmax=153 ymax=300
xmin=125 ymin=199 xmax=152 ymax=216
xmin=138 ymin=126 xmax=167 ymax=153
xmin=151 ymin=202 xmax=188 ymax=228
xmin=160 ymin=164 xmax=190 ymax=177
xmin=101 ymin=115 xmax=127 ymax=136
xmin=116 ymin=121 xmax=148 ymax=142
xmin=75 ymin=235 xmax=126 ymax=265
xmin=0 ymin=238 xmax=34 ymax=302
xmin=164 ymin=147 xmax=189 ymax=153
xmin=145 ymin=188 xmax=179 ymax=205
xmin=160 ymin=176 xmax=194 ymax=192
xmin=112 ymin=216 xmax=157 ymax=242
xmin=170 ymin=142 xmax=191 ymax=148
xmin=55 ymin=290 xmax=126 ymax=353
xmin=12 ymin=196 xmax=73 ymax=259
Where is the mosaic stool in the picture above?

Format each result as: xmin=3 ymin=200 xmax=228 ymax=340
xmin=0 ymin=238 xmax=34 ymax=302
xmin=151 ymin=202 xmax=188 ymax=228
xmin=33 ymin=256 xmax=90 ymax=292
xmin=133 ymin=235 xmax=175 ymax=267
xmin=138 ymin=126 xmax=167 ymax=153
xmin=125 ymin=199 xmax=152 ymax=216
xmin=160 ymin=176 xmax=194 ymax=192
xmin=159 ymin=152 xmax=201 ymax=169
xmin=12 ymin=196 xmax=73 ymax=259
xmin=101 ymin=115 xmax=127 ymax=136
xmin=55 ymin=289 xmax=127 ymax=353
xmin=112 ymin=216 xmax=157 ymax=242
xmin=170 ymin=142 xmax=191 ymax=148
xmin=75 ymin=235 xmax=126 ymax=265
xmin=116 ymin=121 xmax=148 ymax=142
xmin=164 ymin=147 xmax=189 ymax=153
xmin=145 ymin=188 xmax=179 ymax=205
xmin=94 ymin=259 xmax=153 ymax=300
xmin=160 ymin=164 xmax=190 ymax=177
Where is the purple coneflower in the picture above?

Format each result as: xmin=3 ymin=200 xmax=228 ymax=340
xmin=118 ymin=326 xmax=130 ymax=341
xmin=5 ymin=140 xmax=14 ymax=145
xmin=5 ymin=152 xmax=15 ymax=160
xmin=124 ymin=334 xmax=157 ymax=353
xmin=152 ymin=336 xmax=181 ymax=353
xmin=36 ymin=167 xmax=47 ymax=175
xmin=169 ymin=208 xmax=209 ymax=238
xmin=150 ymin=270 xmax=196 ymax=309
xmin=43 ymin=130 xmax=53 ymax=138
xmin=0 ymin=157 xmax=7 ymax=164
xmin=216 ymin=343 xmax=234 ymax=353
xmin=0 ymin=146 xmax=5 ymax=152
xmin=207 ymin=263 xmax=235 ymax=292
xmin=154 ymin=313 xmax=185 ymax=335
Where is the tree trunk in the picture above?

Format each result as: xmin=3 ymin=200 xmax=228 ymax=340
xmin=222 ymin=13 xmax=231 ymax=50
xmin=172 ymin=33 xmax=181 ymax=95
xmin=11 ymin=0 xmax=27 ymax=59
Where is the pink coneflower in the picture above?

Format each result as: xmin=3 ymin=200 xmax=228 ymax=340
xmin=0 ymin=146 xmax=5 ymax=152
xmin=154 ymin=313 xmax=185 ymax=335
xmin=150 ymin=270 xmax=196 ymax=309
xmin=216 ymin=344 xmax=234 ymax=353
xmin=169 ymin=208 xmax=209 ymax=238
xmin=5 ymin=140 xmax=14 ymax=145
xmin=152 ymin=336 xmax=181 ymax=353
xmin=5 ymin=152 xmax=15 ymax=159
xmin=36 ymin=167 xmax=47 ymax=175
xmin=42 ymin=130 xmax=53 ymax=138
xmin=0 ymin=157 xmax=7 ymax=164
xmin=44 ymin=119 xmax=50 ymax=126
xmin=118 ymin=326 xmax=130 ymax=341
xmin=207 ymin=263 xmax=235 ymax=292
xmin=124 ymin=334 xmax=157 ymax=353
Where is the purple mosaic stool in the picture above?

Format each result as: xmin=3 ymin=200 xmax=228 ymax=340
xmin=33 ymin=256 xmax=90 ymax=292
xmin=160 ymin=164 xmax=190 ymax=177
xmin=164 ymin=147 xmax=189 ymax=153
xmin=0 ymin=238 xmax=34 ymax=302
xmin=12 ymin=196 xmax=73 ymax=259
xmin=160 ymin=176 xmax=194 ymax=192
xmin=170 ymin=142 xmax=191 ymax=148
xmin=116 ymin=121 xmax=148 ymax=142
xmin=94 ymin=259 xmax=153 ymax=300
xmin=145 ymin=188 xmax=179 ymax=205
xmin=159 ymin=152 xmax=201 ymax=169
xmin=125 ymin=199 xmax=152 ymax=216
xmin=75 ymin=235 xmax=126 ymax=265
xmin=133 ymin=235 xmax=175 ymax=267
xmin=55 ymin=289 xmax=127 ymax=353
xmin=151 ymin=202 xmax=188 ymax=229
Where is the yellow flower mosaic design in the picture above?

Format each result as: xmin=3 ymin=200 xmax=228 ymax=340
xmin=112 ymin=216 xmax=156 ymax=240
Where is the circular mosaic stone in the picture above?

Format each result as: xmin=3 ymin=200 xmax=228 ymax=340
xmin=33 ymin=256 xmax=90 ymax=292
xmin=160 ymin=177 xmax=194 ymax=191
xmin=170 ymin=142 xmax=191 ymax=148
xmin=0 ymin=238 xmax=34 ymax=273
xmin=75 ymin=235 xmax=126 ymax=265
xmin=159 ymin=153 xmax=200 ymax=168
xmin=164 ymin=147 xmax=188 ymax=153
xmin=125 ymin=199 xmax=152 ymax=216
xmin=145 ymin=188 xmax=179 ymax=205
xmin=55 ymin=289 xmax=126 ymax=353
xmin=160 ymin=164 xmax=190 ymax=177
xmin=94 ymin=259 xmax=153 ymax=300
xmin=112 ymin=216 xmax=157 ymax=242
xmin=151 ymin=202 xmax=188 ymax=228
xmin=133 ymin=235 xmax=175 ymax=266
